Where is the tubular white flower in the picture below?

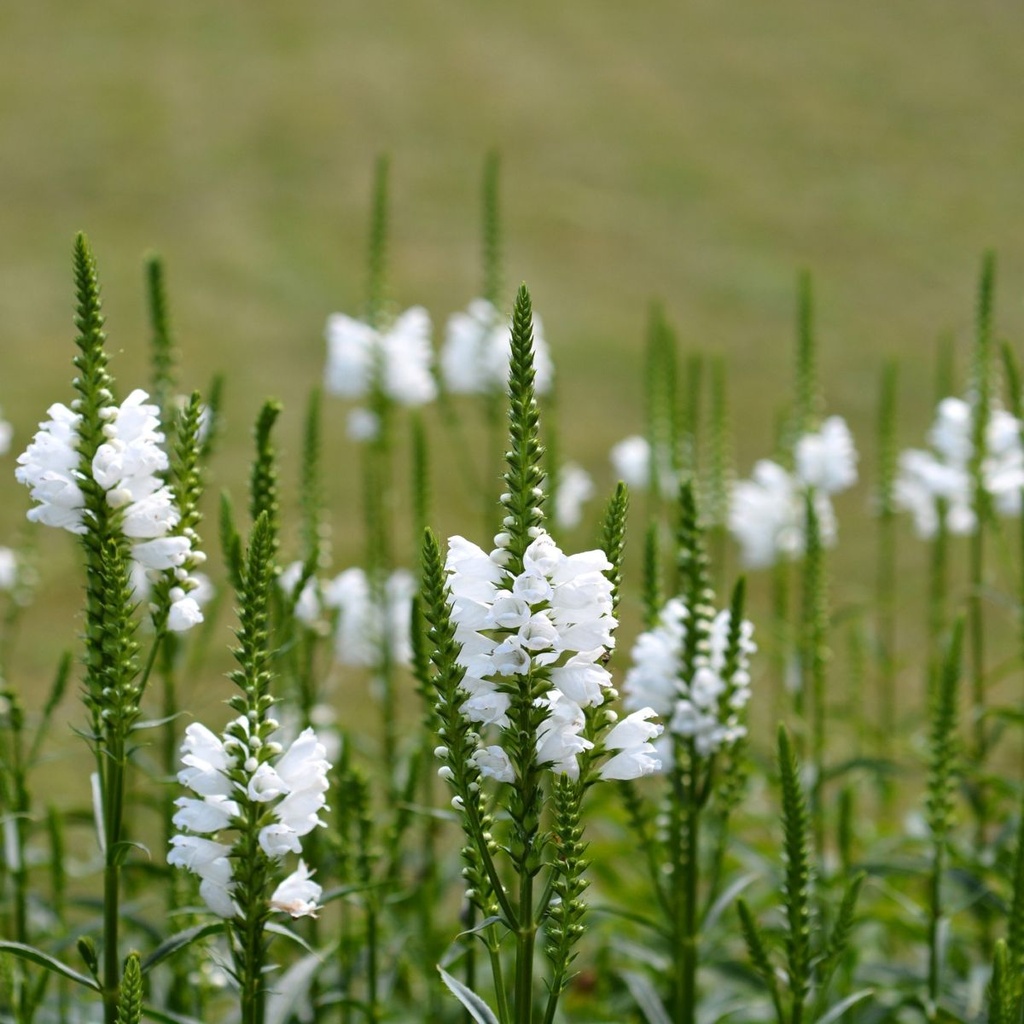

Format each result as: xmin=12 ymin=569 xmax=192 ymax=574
xmin=0 ymin=406 xmax=11 ymax=455
xmin=15 ymin=403 xmax=87 ymax=534
xmin=795 ymin=416 xmax=858 ymax=495
xmin=554 ymin=462 xmax=594 ymax=530
xmin=624 ymin=601 xmax=755 ymax=762
xmin=270 ymin=860 xmax=322 ymax=918
xmin=0 ymin=548 xmax=17 ymax=592
xmin=598 ymin=708 xmax=663 ymax=780
xmin=324 ymin=567 xmax=415 ymax=667
xmin=441 ymin=298 xmax=554 ymax=396
xmin=324 ymin=306 xmax=437 ymax=406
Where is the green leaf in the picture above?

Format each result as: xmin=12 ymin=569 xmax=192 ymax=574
xmin=437 ymin=967 xmax=501 ymax=1024
xmin=140 ymin=922 xmax=225 ymax=974
xmin=265 ymin=952 xmax=324 ymax=1024
xmin=0 ymin=942 xmax=101 ymax=991
xmin=621 ymin=970 xmax=673 ymax=1024
xmin=812 ymin=989 xmax=875 ymax=1024
xmin=141 ymin=1005 xmax=209 ymax=1024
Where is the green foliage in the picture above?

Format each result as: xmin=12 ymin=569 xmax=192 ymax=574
xmin=114 ymin=952 xmax=143 ymax=1024
xmin=600 ymin=482 xmax=629 ymax=621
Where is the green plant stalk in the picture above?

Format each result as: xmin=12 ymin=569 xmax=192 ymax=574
xmin=771 ymin=561 xmax=791 ymax=726
xmin=679 ymin=747 xmax=701 ymax=1024
xmin=927 ymin=506 xmax=948 ymax=695
xmin=875 ymin=360 xmax=899 ymax=760
xmin=802 ymin=495 xmax=828 ymax=855
xmin=101 ymin=729 xmax=127 ymax=1024
xmin=968 ymin=515 xmax=988 ymax=844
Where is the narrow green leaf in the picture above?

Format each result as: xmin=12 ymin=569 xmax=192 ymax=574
xmin=0 ymin=942 xmax=101 ymax=991
xmin=140 ymin=922 xmax=225 ymax=974
xmin=437 ymin=966 xmax=501 ymax=1024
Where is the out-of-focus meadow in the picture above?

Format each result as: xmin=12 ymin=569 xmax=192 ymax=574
xmin=2 ymin=0 xmax=1024 ymax=701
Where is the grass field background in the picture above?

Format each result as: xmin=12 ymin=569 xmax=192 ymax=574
xmin=2 ymin=1 xmax=1024 ymax=719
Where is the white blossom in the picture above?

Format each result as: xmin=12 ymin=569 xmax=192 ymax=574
xmin=15 ymin=403 xmax=86 ymax=533
xmin=0 ymin=406 xmax=12 ymax=455
xmin=269 ymin=860 xmax=321 ymax=918
xmin=324 ymin=307 xmax=436 ymax=406
xmin=171 ymin=716 xmax=332 ymax=918
xmin=794 ymin=416 xmax=858 ymax=494
xmin=0 ymin=549 xmax=17 ymax=592
xmin=323 ymin=567 xmax=414 ymax=666
xmin=442 ymin=298 xmax=553 ymax=395
xmin=609 ymin=435 xmax=651 ymax=490
xmin=443 ymin=529 xmax=616 ymax=781
xmin=624 ymin=600 xmax=755 ymax=761
xmin=598 ymin=708 xmax=663 ymax=780
xmin=553 ymin=462 xmax=594 ymax=530
xmin=895 ymin=395 xmax=1024 ymax=538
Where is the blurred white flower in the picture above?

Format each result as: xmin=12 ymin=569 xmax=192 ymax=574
xmin=323 ymin=567 xmax=414 ymax=667
xmin=598 ymin=708 xmax=663 ymax=781
xmin=0 ymin=548 xmax=17 ymax=592
xmin=624 ymin=600 xmax=755 ymax=760
xmin=895 ymin=395 xmax=1024 ymax=538
xmin=442 ymin=298 xmax=553 ymax=395
xmin=324 ymin=307 xmax=436 ymax=406
xmin=553 ymin=462 xmax=594 ymax=530
xmin=795 ymin=416 xmax=858 ymax=495
xmin=269 ymin=860 xmax=321 ymax=919
xmin=609 ymin=435 xmax=651 ymax=490
xmin=0 ymin=407 xmax=12 ymax=455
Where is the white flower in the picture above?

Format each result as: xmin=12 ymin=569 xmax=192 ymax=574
xmin=324 ymin=307 xmax=436 ymax=406
xmin=168 ymin=595 xmax=204 ymax=633
xmin=167 ymin=835 xmax=237 ymax=918
xmin=535 ymin=691 xmax=592 ymax=779
xmin=598 ymin=708 xmax=663 ymax=780
xmin=610 ymin=435 xmax=651 ymax=490
xmin=471 ymin=745 xmax=515 ymax=783
xmin=173 ymin=795 xmax=239 ymax=834
xmin=347 ymin=408 xmax=380 ymax=442
xmin=554 ymin=462 xmax=594 ymax=530
xmin=624 ymin=601 xmax=755 ymax=760
xmin=442 ymin=299 xmax=554 ymax=395
xmin=795 ymin=416 xmax=858 ymax=495
xmin=269 ymin=860 xmax=321 ymax=918
xmin=278 ymin=561 xmax=321 ymax=626
xmin=0 ymin=549 xmax=17 ymax=592
xmin=324 ymin=567 xmax=414 ymax=667
xmin=728 ymin=460 xmax=836 ymax=569
xmin=895 ymin=395 xmax=1024 ymax=538
xmin=178 ymin=722 xmax=235 ymax=799
xmin=0 ymin=407 xmax=12 ymax=455
xmin=15 ymin=403 xmax=86 ymax=534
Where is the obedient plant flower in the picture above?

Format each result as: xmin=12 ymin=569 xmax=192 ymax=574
xmin=442 ymin=297 xmax=554 ymax=395
xmin=324 ymin=306 xmax=437 ymax=407
xmin=323 ymin=566 xmax=415 ymax=667
xmin=728 ymin=416 xmax=856 ymax=568
xmin=623 ymin=596 xmax=755 ymax=760
xmin=553 ymin=461 xmax=595 ymax=530
xmin=0 ymin=405 xmax=11 ymax=455
xmin=16 ymin=388 xmax=207 ymax=631
xmin=894 ymin=395 xmax=1024 ymax=538
xmin=0 ymin=548 xmax=17 ymax=592
xmin=169 ymin=716 xmax=331 ymax=919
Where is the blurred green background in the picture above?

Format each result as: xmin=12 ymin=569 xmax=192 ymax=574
xmin=3 ymin=1 xmax=1024 ymax=707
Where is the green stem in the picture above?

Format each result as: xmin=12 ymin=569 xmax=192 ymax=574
xmin=514 ymin=865 xmax=536 ymax=1024
xmin=927 ymin=833 xmax=944 ymax=1010
xmin=969 ymin=515 xmax=987 ymax=841
xmin=679 ymin=748 xmax=700 ymax=1024
xmin=101 ymin=732 xmax=127 ymax=1024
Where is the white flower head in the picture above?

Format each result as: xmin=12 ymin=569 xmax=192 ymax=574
xmin=442 ymin=299 xmax=553 ymax=395
xmin=324 ymin=307 xmax=437 ymax=406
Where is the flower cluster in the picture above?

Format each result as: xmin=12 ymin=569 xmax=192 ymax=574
xmin=894 ymin=396 xmax=1024 ymax=538
xmin=728 ymin=415 xmax=857 ymax=568
xmin=623 ymin=598 xmax=756 ymax=760
xmin=277 ymin=561 xmax=415 ymax=668
xmin=443 ymin=529 xmax=660 ymax=781
xmin=15 ymin=389 xmax=206 ymax=630
xmin=168 ymin=717 xmax=331 ymax=919
xmin=324 ymin=306 xmax=437 ymax=413
xmin=442 ymin=298 xmax=554 ymax=396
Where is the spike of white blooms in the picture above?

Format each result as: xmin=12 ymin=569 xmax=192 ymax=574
xmin=794 ymin=416 xmax=858 ymax=495
xmin=441 ymin=298 xmax=554 ymax=395
xmin=324 ymin=306 xmax=437 ymax=407
xmin=895 ymin=395 xmax=1024 ymax=538
xmin=278 ymin=561 xmax=321 ymax=627
xmin=443 ymin=529 xmax=616 ymax=780
xmin=624 ymin=601 xmax=755 ymax=762
xmin=170 ymin=717 xmax=332 ymax=918
xmin=323 ymin=567 xmax=415 ymax=667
